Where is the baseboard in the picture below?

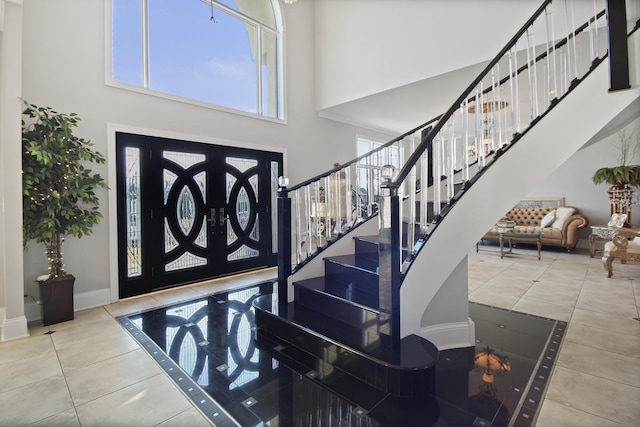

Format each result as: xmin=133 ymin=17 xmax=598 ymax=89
xmin=418 ymin=318 xmax=476 ymax=350
xmin=24 ymin=287 xmax=112 ymax=323
xmin=1 ymin=315 xmax=29 ymax=342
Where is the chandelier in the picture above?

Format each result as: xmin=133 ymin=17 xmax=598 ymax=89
xmin=467 ymin=100 xmax=510 ymax=157
xmin=474 ymin=345 xmax=511 ymax=384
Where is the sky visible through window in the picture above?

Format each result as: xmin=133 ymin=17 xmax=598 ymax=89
xmin=113 ymin=0 xmax=260 ymax=114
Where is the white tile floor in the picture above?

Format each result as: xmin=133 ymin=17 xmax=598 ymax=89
xmin=1 ymin=247 xmax=639 ymax=426
xmin=471 ymin=244 xmax=640 ymax=427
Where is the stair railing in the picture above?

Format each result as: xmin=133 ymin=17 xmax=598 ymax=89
xmin=277 ymin=0 xmax=639 ymax=320
xmin=376 ymin=0 xmax=638 ymax=345
xmin=276 ymin=116 xmax=438 ymax=309
xmin=279 ymin=116 xmax=440 ymax=272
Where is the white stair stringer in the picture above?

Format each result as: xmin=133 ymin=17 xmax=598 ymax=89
xmin=401 ymin=29 xmax=640 ymax=350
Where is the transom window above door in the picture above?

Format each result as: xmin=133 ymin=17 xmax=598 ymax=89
xmin=111 ymin=0 xmax=284 ymax=119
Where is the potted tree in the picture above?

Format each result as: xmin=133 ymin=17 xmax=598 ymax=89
xmin=592 ymin=126 xmax=640 ymax=226
xmin=22 ymin=101 xmax=107 ymax=325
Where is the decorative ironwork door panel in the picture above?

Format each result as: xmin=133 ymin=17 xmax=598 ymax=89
xmin=116 ymin=133 xmax=281 ymax=298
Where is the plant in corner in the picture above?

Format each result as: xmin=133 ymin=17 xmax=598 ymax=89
xmin=22 ymin=101 xmax=107 ymax=325
xmin=592 ymin=126 xmax=640 ymax=225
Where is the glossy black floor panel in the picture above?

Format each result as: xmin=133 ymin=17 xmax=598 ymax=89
xmin=117 ymin=281 xmax=565 ymax=427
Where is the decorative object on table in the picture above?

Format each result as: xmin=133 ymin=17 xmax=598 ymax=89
xmin=608 ymin=213 xmax=627 ymax=228
xmin=22 ymin=101 xmax=108 ymax=325
xmin=495 ymin=217 xmax=515 ymax=231
xmin=592 ymin=126 xmax=640 ymax=226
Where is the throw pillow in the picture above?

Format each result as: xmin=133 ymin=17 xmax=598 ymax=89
xmin=551 ymin=207 xmax=576 ymax=229
xmin=540 ymin=210 xmax=556 ymax=228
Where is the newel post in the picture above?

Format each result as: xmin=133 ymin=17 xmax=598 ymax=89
xmin=277 ymin=177 xmax=291 ymax=315
xmin=378 ymin=166 xmax=402 ymax=355
xmin=606 ymin=0 xmax=631 ymax=91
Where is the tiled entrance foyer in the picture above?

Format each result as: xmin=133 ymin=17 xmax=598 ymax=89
xmin=1 ymin=246 xmax=639 ymax=426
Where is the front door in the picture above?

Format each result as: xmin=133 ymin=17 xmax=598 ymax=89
xmin=116 ymin=133 xmax=282 ymax=298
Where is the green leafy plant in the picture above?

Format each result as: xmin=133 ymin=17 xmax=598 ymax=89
xmin=22 ymin=101 xmax=108 ymax=279
xmin=592 ymin=126 xmax=640 ymax=187
xmin=592 ymin=165 xmax=640 ymax=186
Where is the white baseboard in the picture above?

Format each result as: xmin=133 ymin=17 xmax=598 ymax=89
xmin=1 ymin=315 xmax=29 ymax=342
xmin=24 ymin=287 xmax=112 ymax=323
xmin=417 ymin=318 xmax=476 ymax=350
xmin=75 ymin=288 xmax=112 ymax=311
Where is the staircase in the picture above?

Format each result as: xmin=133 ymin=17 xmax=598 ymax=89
xmin=254 ymin=232 xmax=439 ymax=397
xmin=254 ymin=0 xmax=640 ymax=397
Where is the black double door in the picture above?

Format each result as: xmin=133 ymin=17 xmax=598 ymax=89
xmin=116 ymin=133 xmax=282 ymax=298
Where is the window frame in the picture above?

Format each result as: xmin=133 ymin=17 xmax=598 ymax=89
xmin=106 ymin=0 xmax=286 ymax=122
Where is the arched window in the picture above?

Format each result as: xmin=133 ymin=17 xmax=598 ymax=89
xmin=111 ymin=0 xmax=283 ymax=119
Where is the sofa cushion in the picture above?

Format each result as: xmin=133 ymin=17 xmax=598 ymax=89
xmin=540 ymin=210 xmax=556 ymax=227
xmin=551 ymin=207 xmax=575 ymax=229
xmin=513 ymin=225 xmax=544 ymax=234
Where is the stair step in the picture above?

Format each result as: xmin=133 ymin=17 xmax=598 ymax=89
xmin=354 ymin=235 xmax=379 ymax=270
xmin=325 ymin=253 xmax=378 ymax=273
xmin=354 ymin=235 xmax=379 ymax=251
xmin=293 ymin=276 xmax=379 ymax=324
xmin=253 ymin=294 xmax=439 ymax=397
xmin=324 ymin=255 xmax=379 ymax=295
xmin=255 ymin=332 xmax=390 ymax=410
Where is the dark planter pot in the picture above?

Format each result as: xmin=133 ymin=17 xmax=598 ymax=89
xmin=39 ymin=275 xmax=75 ymax=326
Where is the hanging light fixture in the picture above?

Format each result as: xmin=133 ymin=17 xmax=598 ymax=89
xmin=468 ymin=100 xmax=510 ymax=156
xmin=474 ymin=345 xmax=511 ymax=384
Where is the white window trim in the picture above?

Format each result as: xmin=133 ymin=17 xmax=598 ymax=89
xmin=104 ymin=0 xmax=287 ymax=124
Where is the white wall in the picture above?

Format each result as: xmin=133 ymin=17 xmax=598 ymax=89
xmin=314 ymin=0 xmax=606 ymax=111
xmin=529 ymin=116 xmax=640 ymax=242
xmin=17 ymin=0 xmax=389 ymax=305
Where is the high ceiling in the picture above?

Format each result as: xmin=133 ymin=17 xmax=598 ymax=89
xmin=317 ymin=60 xmax=489 ymax=136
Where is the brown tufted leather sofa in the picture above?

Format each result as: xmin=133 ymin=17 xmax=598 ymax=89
xmin=483 ymin=206 xmax=589 ymax=253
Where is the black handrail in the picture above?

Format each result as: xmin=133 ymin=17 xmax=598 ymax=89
xmin=282 ymin=0 xmax=614 ymax=277
xmin=289 ymin=0 xmax=609 ymax=194
xmin=288 ymin=115 xmax=441 ymax=192
xmin=393 ymin=0 xmax=553 ymax=186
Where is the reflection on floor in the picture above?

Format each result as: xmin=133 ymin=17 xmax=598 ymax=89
xmin=119 ymin=280 xmax=565 ymax=427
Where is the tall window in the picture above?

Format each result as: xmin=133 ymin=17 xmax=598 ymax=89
xmin=112 ymin=0 xmax=283 ymax=119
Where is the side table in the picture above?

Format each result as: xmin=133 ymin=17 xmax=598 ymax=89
xmin=589 ymin=225 xmax=637 ymax=257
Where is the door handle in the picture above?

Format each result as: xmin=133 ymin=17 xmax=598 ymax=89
xmin=208 ymin=208 xmax=217 ymax=227
xmin=219 ymin=207 xmax=227 ymax=226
